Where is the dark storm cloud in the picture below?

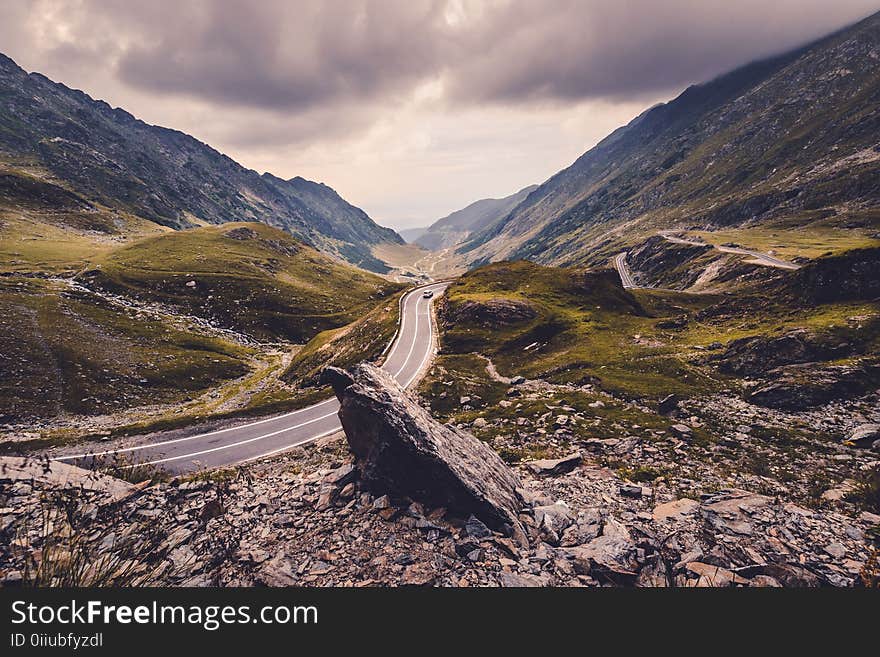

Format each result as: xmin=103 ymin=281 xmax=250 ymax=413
xmin=446 ymin=0 xmax=880 ymax=103
xmin=48 ymin=0 xmax=877 ymax=111
xmin=114 ymin=0 xmax=451 ymax=110
xmin=1 ymin=0 xmax=877 ymax=126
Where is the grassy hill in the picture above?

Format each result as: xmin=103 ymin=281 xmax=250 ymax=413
xmin=428 ymin=258 xmax=880 ymax=407
xmin=0 ymin=221 xmax=403 ymax=444
xmin=85 ymin=222 xmax=401 ymax=343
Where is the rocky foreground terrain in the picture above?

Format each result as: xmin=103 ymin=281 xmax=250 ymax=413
xmin=2 ymin=365 xmax=877 ymax=587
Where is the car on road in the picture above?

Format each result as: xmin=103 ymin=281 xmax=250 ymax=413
xmin=422 ymin=289 xmax=434 ymax=299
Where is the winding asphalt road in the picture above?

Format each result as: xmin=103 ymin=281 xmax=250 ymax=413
xmin=54 ymin=282 xmax=449 ymax=474
xmin=658 ymin=232 xmax=800 ymax=269
xmin=614 ymin=252 xmax=638 ymax=289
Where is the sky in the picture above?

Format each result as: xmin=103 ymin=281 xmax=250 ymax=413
xmin=0 ymin=1 xmax=877 ymax=230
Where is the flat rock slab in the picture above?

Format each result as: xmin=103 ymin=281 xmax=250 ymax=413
xmin=322 ymin=364 xmax=524 ymax=531
xmin=652 ymin=498 xmax=699 ymax=522
xmin=524 ymin=453 xmax=582 ymax=476
xmin=0 ymin=456 xmax=134 ymax=501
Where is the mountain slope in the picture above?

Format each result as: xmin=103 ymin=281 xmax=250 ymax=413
xmin=416 ymin=185 xmax=538 ymax=251
xmin=460 ymin=12 xmax=880 ymax=267
xmin=0 ymin=53 xmax=402 ymax=272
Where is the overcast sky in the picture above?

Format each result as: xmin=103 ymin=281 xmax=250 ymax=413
xmin=0 ymin=1 xmax=877 ymax=229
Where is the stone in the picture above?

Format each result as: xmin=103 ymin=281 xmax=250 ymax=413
xmin=371 ymin=494 xmax=391 ymax=511
xmin=699 ymin=490 xmax=771 ymax=536
xmin=620 ymin=484 xmax=643 ymax=498
xmin=185 ymin=280 xmax=197 ymax=287
xmin=324 ymin=463 xmax=357 ymax=486
xmin=472 ymin=417 xmax=488 ymax=429
xmin=465 ymin=515 xmax=493 ymax=540
xmin=685 ymin=562 xmax=748 ymax=587
xmin=657 ymin=394 xmax=678 ymax=415
xmin=559 ymin=509 xmax=602 ymax=547
xmin=825 ymin=543 xmax=846 ymax=559
xmin=652 ymin=498 xmax=699 ymax=522
xmin=533 ymin=503 xmax=575 ymax=544
xmin=499 ymin=571 xmax=546 ymax=587
xmin=509 ymin=376 xmax=526 ymax=385
xmin=524 ymin=453 xmax=582 ymax=477
xmin=565 ymin=518 xmax=638 ymax=584
xmin=847 ymin=424 xmax=880 ymax=447
xmin=670 ymin=424 xmax=694 ymax=440
xmin=322 ymin=365 xmax=524 ymax=532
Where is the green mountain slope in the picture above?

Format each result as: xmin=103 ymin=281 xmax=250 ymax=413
xmin=0 ymin=53 xmax=402 ymax=273
xmin=460 ymin=12 xmax=880 ymax=267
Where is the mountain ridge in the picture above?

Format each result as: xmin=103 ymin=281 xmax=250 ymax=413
xmin=415 ymin=184 xmax=539 ymax=251
xmin=0 ymin=53 xmax=403 ymax=273
xmin=458 ymin=11 xmax=880 ymax=267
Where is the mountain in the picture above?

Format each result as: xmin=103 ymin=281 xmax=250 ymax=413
xmin=398 ymin=226 xmax=429 ymax=243
xmin=0 ymin=53 xmax=403 ymax=273
xmin=459 ymin=12 xmax=880 ymax=267
xmin=416 ymin=185 xmax=538 ymax=251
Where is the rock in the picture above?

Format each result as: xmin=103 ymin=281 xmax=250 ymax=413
xmin=565 ymin=518 xmax=637 ymax=584
xmin=321 ymin=365 xmax=524 ymax=532
xmin=371 ymin=494 xmax=391 ymax=511
xmin=749 ymin=575 xmax=782 ymax=588
xmin=825 ymin=543 xmax=846 ymax=559
xmin=685 ymin=562 xmax=748 ymax=587
xmin=554 ymin=414 xmax=569 ymax=427
xmin=524 ymin=453 xmax=582 ymax=477
xmin=499 ymin=571 xmax=547 ymax=587
xmin=847 ymin=424 xmax=880 ymax=447
xmin=472 ymin=417 xmax=488 ymax=429
xmin=465 ymin=515 xmax=493 ymax=540
xmin=657 ymin=394 xmax=678 ymax=415
xmin=459 ymin=396 xmax=471 ymax=406
xmin=510 ymin=376 xmax=526 ymax=385
xmin=0 ymin=456 xmax=134 ymax=502
xmin=402 ymin=563 xmax=436 ymax=586
xmin=669 ymin=424 xmax=694 ymax=440
xmin=700 ymin=490 xmax=771 ymax=536
xmin=559 ymin=509 xmax=602 ymax=547
xmin=620 ymin=484 xmax=643 ymax=498
xmin=324 ymin=463 xmax=357 ymax=486
xmin=652 ymin=498 xmax=699 ymax=522
xmin=533 ymin=503 xmax=575 ymax=544
xmin=185 ymin=280 xmax=197 ymax=287
xmin=746 ymin=362 xmax=880 ymax=410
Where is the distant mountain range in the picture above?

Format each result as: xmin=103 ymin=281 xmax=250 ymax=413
xmin=0 ymin=53 xmax=402 ymax=273
xmin=415 ymin=185 xmax=538 ymax=251
xmin=457 ymin=11 xmax=880 ymax=267
xmin=398 ymin=226 xmax=429 ymax=243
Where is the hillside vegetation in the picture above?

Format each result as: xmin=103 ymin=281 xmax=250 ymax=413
xmin=0 ymin=221 xmax=403 ymax=444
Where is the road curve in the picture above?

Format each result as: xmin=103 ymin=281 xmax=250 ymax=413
xmin=614 ymin=252 xmax=638 ymax=289
xmin=659 ymin=232 xmax=800 ymax=269
xmin=54 ymin=282 xmax=449 ymax=474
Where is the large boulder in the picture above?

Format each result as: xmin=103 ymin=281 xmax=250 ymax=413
xmin=321 ymin=364 xmax=525 ymax=532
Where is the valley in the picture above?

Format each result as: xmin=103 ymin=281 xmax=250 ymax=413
xmin=1 ymin=7 xmax=879 ymax=590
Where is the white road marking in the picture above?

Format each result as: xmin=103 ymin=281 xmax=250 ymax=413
xmin=55 ymin=397 xmax=338 ymax=461
xmin=392 ymin=295 xmax=422 ymax=379
xmin=118 ymin=411 xmax=340 ymax=468
xmin=54 ymin=283 xmax=447 ymax=471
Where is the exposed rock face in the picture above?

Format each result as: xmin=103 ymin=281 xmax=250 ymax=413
xmin=746 ymin=360 xmax=880 ymax=410
xmin=321 ymin=364 xmax=524 ymax=531
xmin=442 ymin=297 xmax=537 ymax=329
xmin=713 ymin=330 xmax=850 ymax=377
